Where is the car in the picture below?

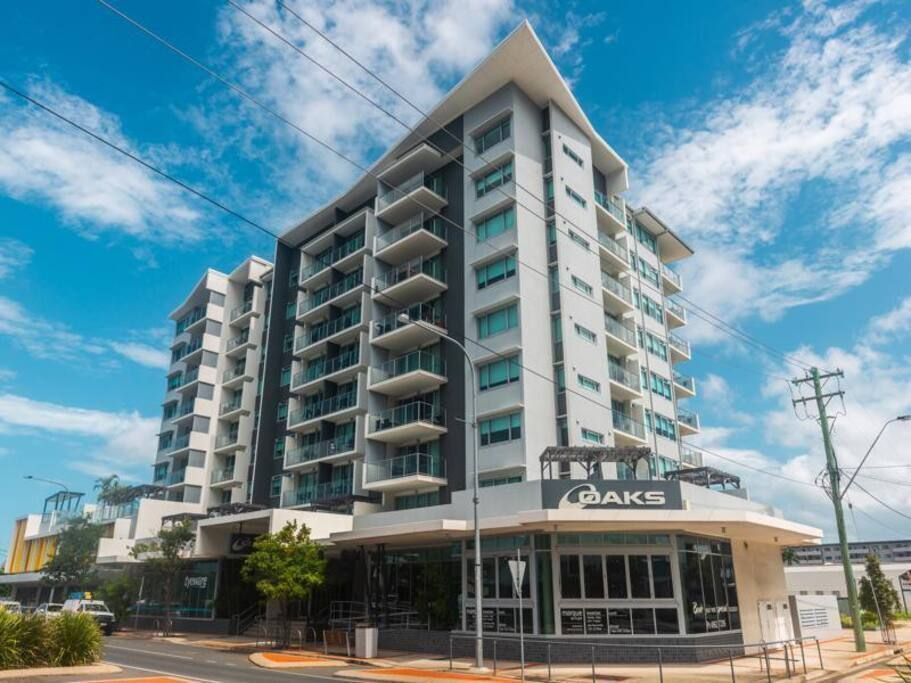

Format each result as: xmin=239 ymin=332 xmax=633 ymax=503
xmin=61 ymin=599 xmax=116 ymax=635
xmin=35 ymin=602 xmax=64 ymax=618
xmin=0 ymin=600 xmax=22 ymax=614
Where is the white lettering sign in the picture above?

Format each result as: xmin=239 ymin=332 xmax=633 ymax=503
xmin=558 ymin=483 xmax=667 ymax=509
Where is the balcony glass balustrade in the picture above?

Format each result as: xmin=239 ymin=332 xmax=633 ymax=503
xmin=598 ymin=231 xmax=627 ymax=262
xmin=215 ymin=432 xmax=240 ymax=449
xmin=226 ymin=331 xmax=250 ymax=351
xmin=376 ymin=171 xmax=446 ymax=211
xmin=220 ymin=395 xmax=243 ymax=415
xmin=373 ymin=301 xmax=444 ymax=337
xmin=210 ymin=466 xmax=236 ymax=484
xmin=666 ymin=299 xmax=687 ymax=321
xmin=370 ymin=400 xmax=445 ymax=433
xmin=601 ymin=271 xmax=632 ymax=303
xmin=678 ymin=408 xmax=700 ymax=430
xmin=288 ymin=389 xmax=358 ymax=425
xmin=374 ymin=256 xmax=445 ymax=292
xmin=300 ymin=233 xmax=366 ymax=281
xmin=607 ymin=360 xmax=639 ymax=390
xmin=673 ymin=372 xmax=696 ymax=393
xmin=285 ymin=434 xmax=356 ymax=467
xmin=376 ymin=215 xmax=446 ymax=251
xmin=230 ymin=300 xmax=253 ymax=321
xmin=372 ymin=350 xmax=444 ymax=383
xmin=297 ymin=308 xmax=362 ymax=351
xmin=594 ymin=191 xmax=626 ymax=224
xmin=604 ymin=316 xmax=637 ymax=347
xmin=294 ymin=350 xmax=360 ymax=386
xmin=612 ymin=409 xmax=646 ymax=439
xmin=365 ymin=450 xmax=444 ymax=483
xmin=282 ymin=479 xmax=353 ymax=507
xmin=299 ymin=270 xmax=363 ymax=315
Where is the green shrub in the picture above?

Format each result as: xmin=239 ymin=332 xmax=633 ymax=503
xmin=0 ymin=610 xmax=21 ymax=670
xmin=49 ymin=613 xmax=102 ymax=667
xmin=15 ymin=614 xmax=49 ymax=667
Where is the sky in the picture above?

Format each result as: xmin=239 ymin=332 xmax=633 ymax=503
xmin=1 ymin=0 xmax=910 ymax=554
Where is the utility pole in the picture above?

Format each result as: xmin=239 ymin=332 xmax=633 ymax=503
xmin=792 ymin=367 xmax=865 ymax=652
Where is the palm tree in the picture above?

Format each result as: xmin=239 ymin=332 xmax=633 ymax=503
xmin=94 ymin=474 xmax=128 ymax=505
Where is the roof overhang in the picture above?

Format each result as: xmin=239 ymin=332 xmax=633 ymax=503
xmin=280 ymin=21 xmax=628 ymax=247
xmin=633 ymin=208 xmax=694 ymax=263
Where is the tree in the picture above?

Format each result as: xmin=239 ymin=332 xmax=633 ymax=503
xmin=130 ymin=520 xmax=195 ymax=636
xmin=782 ymin=547 xmax=799 ymax=566
xmin=241 ymin=521 xmax=326 ymax=647
xmin=859 ymin=553 xmax=901 ymax=624
xmin=97 ymin=571 xmax=141 ymax=625
xmin=42 ymin=517 xmax=103 ymax=590
xmin=94 ymin=475 xmax=132 ymax=507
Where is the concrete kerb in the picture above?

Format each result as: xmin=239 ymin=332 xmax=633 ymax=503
xmin=250 ymin=649 xmax=400 ymax=670
xmin=0 ymin=663 xmax=122 ymax=679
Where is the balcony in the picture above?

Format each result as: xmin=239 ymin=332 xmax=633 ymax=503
xmin=661 ymin=266 xmax=682 ymax=294
xmin=210 ymin=465 xmax=241 ymax=487
xmin=371 ymin=302 xmax=446 ymax=352
xmin=673 ymin=372 xmax=696 ymax=398
xmin=214 ymin=432 xmax=244 ymax=454
xmin=680 ymin=444 xmax=703 ymax=468
xmin=177 ymin=367 xmax=200 ymax=391
xmin=372 ymin=256 xmax=446 ymax=307
xmin=226 ymin=330 xmax=255 ymax=358
xmin=601 ymin=271 xmax=634 ymax=314
xmin=375 ymin=171 xmax=447 ymax=225
xmin=594 ymin=191 xmax=626 ymax=232
xmin=282 ymin=479 xmax=353 ymax=508
xmin=171 ymin=399 xmax=202 ymax=425
xmin=295 ymin=306 xmax=363 ymax=355
xmin=678 ymin=407 xmax=700 ymax=435
xmin=291 ymin=350 xmax=362 ymax=392
xmin=288 ymin=389 xmax=361 ymax=430
xmin=219 ymin=394 xmax=248 ymax=419
xmin=175 ymin=307 xmax=206 ymax=336
xmin=297 ymin=271 xmax=364 ymax=321
xmin=229 ymin=299 xmax=256 ymax=327
xmin=607 ymin=360 xmax=641 ymax=400
xmin=369 ymin=350 xmax=446 ymax=397
xmin=665 ymin=299 xmax=687 ymax=328
xmin=222 ymin=364 xmax=253 ymax=389
xmin=163 ymin=466 xmax=204 ymax=487
xmin=598 ymin=231 xmax=628 ymax=271
xmin=300 ymin=233 xmax=367 ymax=287
xmin=367 ymin=400 xmax=446 ymax=444
xmin=364 ymin=450 xmax=446 ymax=492
xmin=668 ymin=332 xmax=691 ymax=362
xmin=604 ymin=315 xmax=638 ymax=355
xmin=612 ymin=409 xmax=647 ymax=445
xmin=375 ymin=214 xmax=447 ymax=266
xmin=285 ymin=434 xmax=357 ymax=469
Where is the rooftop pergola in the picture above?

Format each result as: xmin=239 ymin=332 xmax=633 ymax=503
xmin=540 ymin=445 xmax=653 ymax=479
xmin=42 ymin=491 xmax=84 ymax=515
xmin=663 ymin=466 xmax=741 ymax=490
xmin=205 ymin=502 xmax=268 ymax=518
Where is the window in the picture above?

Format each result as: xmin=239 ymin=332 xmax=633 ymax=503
xmin=475 ymin=205 xmax=516 ymax=241
xmin=635 ymin=291 xmax=664 ymax=323
xmin=565 ymin=185 xmax=587 ymax=208
xmin=274 ymin=438 xmax=285 ymax=459
xmin=577 ymin=374 xmax=601 ymax=393
xmin=478 ymin=355 xmax=520 ymax=390
xmin=581 ymin=428 xmax=604 ymax=444
xmin=571 ymin=275 xmax=593 ymax=296
xmin=574 ymin=323 xmax=596 ymax=344
xmin=637 ymin=257 xmax=660 ymax=287
xmin=285 ymin=301 xmax=296 ymax=319
xmin=282 ymin=333 xmax=293 ymax=353
xmin=276 ymin=401 xmax=288 ymax=421
xmin=560 ymin=555 xmax=581 ymax=599
xmin=479 ymin=411 xmax=522 ymax=446
xmin=476 ymin=159 xmax=513 ymax=198
xmin=476 ymin=255 xmax=517 ymax=289
xmin=474 ymin=116 xmax=511 ymax=154
xmin=606 ymin=555 xmax=627 ymax=598
xmin=678 ymin=535 xmax=740 ymax=633
xmin=562 ymin=143 xmax=584 ymax=167
xmin=394 ymin=490 xmax=440 ymax=510
xmin=270 ymin=475 xmax=282 ymax=497
xmin=640 ymin=330 xmax=668 ymax=361
xmin=645 ymin=410 xmax=677 ymax=441
xmin=280 ymin=366 xmax=291 ymax=387
xmin=477 ymin=304 xmax=518 ymax=338
xmin=569 ymin=230 xmax=590 ymax=250
xmin=629 ymin=555 xmax=652 ymax=598
xmin=635 ymin=223 xmax=658 ymax=253
xmin=583 ymin=555 xmax=604 ymax=598
xmin=480 ymin=475 xmax=523 ymax=488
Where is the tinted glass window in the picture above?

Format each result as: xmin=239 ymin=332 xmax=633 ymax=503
xmin=582 ymin=555 xmax=604 ymax=599
xmin=629 ymin=555 xmax=651 ymax=598
xmin=605 ymin=555 xmax=627 ymax=598
xmin=560 ymin=555 xmax=581 ymax=599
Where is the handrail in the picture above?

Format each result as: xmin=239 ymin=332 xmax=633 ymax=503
xmin=601 ymin=271 xmax=632 ymax=303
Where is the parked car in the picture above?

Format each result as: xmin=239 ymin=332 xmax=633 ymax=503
xmin=0 ymin=600 xmax=22 ymax=614
xmin=61 ymin=599 xmax=116 ymax=634
xmin=35 ymin=602 xmax=64 ymax=618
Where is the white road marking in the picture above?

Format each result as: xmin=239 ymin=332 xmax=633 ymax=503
xmin=105 ymin=644 xmax=195 ymax=660
xmin=102 ymin=660 xmax=223 ymax=683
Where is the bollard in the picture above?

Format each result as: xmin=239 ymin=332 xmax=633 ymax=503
xmin=657 ymin=647 xmax=664 ymax=683
xmin=798 ymin=638 xmax=807 ymax=674
xmin=547 ymin=643 xmax=552 ymax=682
xmin=728 ymin=650 xmax=736 ymax=682
xmin=449 ymin=636 xmax=453 ymax=671
xmin=763 ymin=644 xmax=772 ymax=683
xmin=591 ymin=645 xmax=596 ymax=683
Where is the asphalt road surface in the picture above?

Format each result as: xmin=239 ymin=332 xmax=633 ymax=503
xmin=33 ymin=636 xmax=368 ymax=683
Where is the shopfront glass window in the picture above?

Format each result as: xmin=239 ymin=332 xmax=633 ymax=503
xmin=560 ymin=555 xmax=581 ymax=599
xmin=652 ymin=555 xmax=674 ymax=599
xmin=632 ymin=608 xmax=656 ymax=635
xmin=605 ymin=555 xmax=627 ymax=598
xmin=582 ymin=555 xmax=604 ymax=599
xmin=678 ymin=535 xmax=740 ymax=634
xmin=629 ymin=555 xmax=651 ymax=598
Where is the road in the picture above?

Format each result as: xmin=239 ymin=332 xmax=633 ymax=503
xmin=34 ymin=635 xmax=368 ymax=683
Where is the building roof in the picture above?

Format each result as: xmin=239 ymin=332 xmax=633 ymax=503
xmin=279 ymin=21 xmax=628 ymax=247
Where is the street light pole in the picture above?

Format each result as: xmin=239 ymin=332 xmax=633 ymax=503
xmin=397 ymin=313 xmax=485 ymax=670
xmin=23 ymin=475 xmax=70 ymax=494
xmin=840 ymin=415 xmax=911 ymax=500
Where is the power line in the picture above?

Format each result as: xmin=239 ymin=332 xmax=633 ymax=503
xmin=98 ymin=0 xmax=810 ymax=378
xmin=0 ymin=78 xmax=825 ymax=496
xmin=681 ymin=441 xmax=823 ymax=490
xmin=852 ymin=481 xmax=911 ymax=523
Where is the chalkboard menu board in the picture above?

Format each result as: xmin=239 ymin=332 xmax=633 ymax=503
xmin=608 ymin=608 xmax=633 ymax=634
xmin=467 ymin=608 xmax=498 ymax=633
xmin=560 ymin=608 xmax=585 ymax=635
xmin=584 ymin=608 xmax=608 ymax=635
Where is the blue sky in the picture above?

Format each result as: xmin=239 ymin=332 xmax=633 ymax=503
xmin=1 ymin=0 xmax=910 ymax=552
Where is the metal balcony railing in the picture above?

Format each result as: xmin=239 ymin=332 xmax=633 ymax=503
xmin=365 ymin=451 xmax=444 ymax=483
xmin=594 ymin=190 xmax=626 ymax=224
xmin=668 ymin=333 xmax=690 ymax=357
xmin=673 ymin=372 xmax=696 ymax=393
xmin=230 ymin=299 xmax=253 ymax=321
xmin=223 ymin=365 xmax=247 ymax=382
xmin=373 ymin=301 xmax=445 ymax=338
xmin=612 ymin=409 xmax=646 ymax=439
xmin=210 ymin=466 xmax=237 ymax=484
xmin=601 ymin=271 xmax=632 ymax=304
xmin=604 ymin=316 xmax=637 ymax=347
xmin=298 ymin=270 xmax=363 ymax=315
xmin=376 ymin=171 xmax=446 ymax=211
xmin=598 ymin=231 xmax=628 ymax=262
xmin=282 ymin=479 xmax=353 ymax=507
xmin=666 ymin=298 xmax=687 ymax=321
xmin=220 ymin=395 xmax=243 ymax=415
xmin=285 ymin=434 xmax=356 ymax=467
xmin=376 ymin=214 xmax=446 ymax=251
xmin=299 ymin=308 xmax=362 ymax=351
xmin=288 ymin=389 xmax=359 ymax=425
xmin=165 ymin=469 xmax=187 ymax=485
xmin=372 ymin=350 xmax=444 ymax=383
xmin=662 ymin=266 xmax=682 ymax=288
xmin=294 ymin=350 xmax=359 ymax=386
xmin=608 ymin=360 xmax=639 ymax=390
xmin=375 ymin=256 xmax=445 ymax=292
xmin=680 ymin=445 xmax=703 ymax=467
xmin=226 ymin=331 xmax=250 ymax=351
xmin=215 ymin=433 xmax=240 ymax=449
xmin=300 ymin=233 xmax=366 ymax=281
xmin=370 ymin=400 xmax=445 ymax=433
xmin=678 ymin=408 xmax=700 ymax=430
xmin=173 ymin=433 xmax=191 ymax=450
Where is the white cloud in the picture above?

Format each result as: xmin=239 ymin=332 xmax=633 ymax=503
xmin=635 ymin=0 xmax=911 ymax=338
xmin=695 ymin=296 xmax=911 ymax=540
xmin=0 ymin=238 xmax=32 ymax=279
xmin=867 ymin=296 xmax=911 ymax=344
xmin=700 ymin=374 xmax=731 ymax=403
xmin=0 ymin=368 xmax=14 ymax=383
xmin=0 ymin=82 xmax=203 ymax=244
xmin=0 ymin=393 xmax=158 ymax=478
xmin=108 ymin=341 xmax=170 ymax=371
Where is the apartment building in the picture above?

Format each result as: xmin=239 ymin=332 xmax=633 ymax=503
xmin=790 ymin=539 xmax=911 ymax=565
xmin=155 ymin=257 xmax=272 ymax=509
